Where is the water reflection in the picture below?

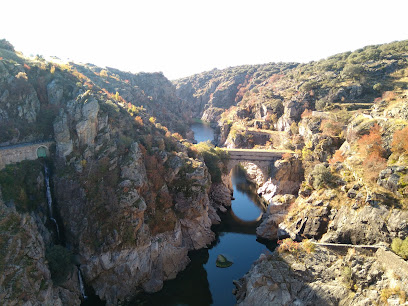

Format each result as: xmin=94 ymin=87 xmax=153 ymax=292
xmin=231 ymin=166 xmax=266 ymax=222
xmin=133 ymin=165 xmax=276 ymax=305
xmin=191 ymin=122 xmax=214 ymax=144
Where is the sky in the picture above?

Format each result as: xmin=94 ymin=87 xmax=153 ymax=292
xmin=1 ymin=0 xmax=408 ymax=80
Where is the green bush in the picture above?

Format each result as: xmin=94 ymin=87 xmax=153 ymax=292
xmin=316 ymin=98 xmax=328 ymax=111
xmin=0 ymin=160 xmax=44 ymax=212
xmin=310 ymin=164 xmax=334 ymax=190
xmin=193 ymin=141 xmax=229 ymax=183
xmin=391 ymin=237 xmax=408 ymax=260
xmin=45 ymin=245 xmax=73 ymax=284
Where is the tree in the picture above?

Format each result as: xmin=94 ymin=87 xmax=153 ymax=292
xmin=391 ymin=237 xmax=408 ymax=259
xmin=320 ymin=119 xmax=343 ymax=137
xmin=357 ymin=123 xmax=387 ymax=181
xmin=310 ymin=164 xmax=334 ymax=190
xmin=357 ymin=123 xmax=384 ymax=157
xmin=100 ymin=69 xmax=108 ymax=78
xmin=329 ymin=150 xmax=345 ymax=164
xmin=342 ymin=64 xmax=364 ymax=80
xmin=391 ymin=126 xmax=408 ymax=155
xmin=46 ymin=245 xmax=73 ymax=284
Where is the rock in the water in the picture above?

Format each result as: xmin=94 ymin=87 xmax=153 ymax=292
xmin=216 ymin=254 xmax=233 ymax=268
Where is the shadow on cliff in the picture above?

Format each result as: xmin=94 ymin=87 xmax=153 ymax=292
xmin=127 ymin=248 xmax=212 ymax=306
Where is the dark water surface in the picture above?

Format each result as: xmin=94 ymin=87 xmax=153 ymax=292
xmin=191 ymin=121 xmax=215 ymax=144
xmin=131 ymin=123 xmax=276 ymax=306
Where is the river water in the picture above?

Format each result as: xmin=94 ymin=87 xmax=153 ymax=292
xmin=133 ymin=122 xmax=276 ymax=305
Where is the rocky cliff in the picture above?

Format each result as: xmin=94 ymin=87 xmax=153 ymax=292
xmin=234 ymin=93 xmax=408 ymax=304
xmin=174 ymin=63 xmax=297 ymax=122
xmin=0 ymin=41 xmax=223 ymax=304
xmin=0 ymin=191 xmax=81 ymax=305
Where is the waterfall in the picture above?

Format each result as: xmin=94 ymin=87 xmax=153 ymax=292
xmin=44 ymin=166 xmax=53 ymax=217
xmin=77 ymin=267 xmax=88 ymax=300
xmin=44 ymin=165 xmax=59 ymax=240
xmin=50 ymin=218 xmax=60 ymax=239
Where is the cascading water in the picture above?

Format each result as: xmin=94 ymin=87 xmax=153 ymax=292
xmin=44 ymin=164 xmax=90 ymax=302
xmin=44 ymin=165 xmax=60 ymax=240
xmin=77 ymin=267 xmax=88 ymax=300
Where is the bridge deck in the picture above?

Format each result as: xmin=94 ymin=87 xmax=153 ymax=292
xmin=223 ymin=148 xmax=293 ymax=159
xmin=0 ymin=141 xmax=54 ymax=151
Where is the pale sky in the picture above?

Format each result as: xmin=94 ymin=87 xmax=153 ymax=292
xmin=1 ymin=0 xmax=407 ymax=80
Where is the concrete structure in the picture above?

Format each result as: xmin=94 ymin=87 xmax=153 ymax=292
xmin=223 ymin=148 xmax=293 ymax=182
xmin=0 ymin=141 xmax=54 ymax=170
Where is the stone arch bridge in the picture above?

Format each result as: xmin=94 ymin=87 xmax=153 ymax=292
xmin=222 ymin=149 xmax=293 ymax=183
xmin=0 ymin=141 xmax=54 ymax=170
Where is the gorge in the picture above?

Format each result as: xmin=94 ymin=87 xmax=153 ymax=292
xmin=132 ymin=122 xmax=277 ymax=305
xmin=1 ymin=38 xmax=408 ymax=306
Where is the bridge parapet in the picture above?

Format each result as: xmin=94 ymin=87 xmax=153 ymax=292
xmin=0 ymin=141 xmax=54 ymax=170
xmin=222 ymin=148 xmax=294 ymax=183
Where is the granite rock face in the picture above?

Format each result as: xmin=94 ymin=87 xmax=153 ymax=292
xmin=0 ymin=199 xmax=79 ymax=306
xmin=234 ymin=245 xmax=408 ymax=306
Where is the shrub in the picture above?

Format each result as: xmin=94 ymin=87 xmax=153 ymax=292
xmin=342 ymin=266 xmax=355 ymax=290
xmin=301 ymin=109 xmax=313 ymax=118
xmin=391 ymin=237 xmax=408 ymax=260
xmin=46 ymin=245 xmax=73 ymax=284
xmin=342 ymin=64 xmax=364 ymax=79
xmin=310 ymin=164 xmax=334 ymax=189
xmin=363 ymin=151 xmax=387 ymax=182
xmin=290 ymin=122 xmax=299 ymax=135
xmin=193 ymin=141 xmax=229 ymax=183
xmin=99 ymin=69 xmax=108 ymax=78
xmin=320 ymin=119 xmax=343 ymax=137
xmin=373 ymin=83 xmax=382 ymax=91
xmin=381 ymin=287 xmax=407 ymax=304
xmin=315 ymin=98 xmax=328 ymax=111
xmin=329 ymin=150 xmax=345 ymax=164
xmin=134 ymin=116 xmax=144 ymax=127
xmin=277 ymin=238 xmax=300 ymax=256
xmin=357 ymin=123 xmax=384 ymax=158
xmin=277 ymin=238 xmax=315 ymax=256
xmin=0 ymin=160 xmax=44 ymax=212
xmin=391 ymin=126 xmax=408 ymax=155
xmin=301 ymin=239 xmax=316 ymax=254
xmin=357 ymin=123 xmax=387 ymax=180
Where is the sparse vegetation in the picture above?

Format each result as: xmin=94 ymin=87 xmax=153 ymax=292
xmin=0 ymin=160 xmax=45 ymax=212
xmin=391 ymin=237 xmax=408 ymax=260
xmin=192 ymin=141 xmax=229 ymax=183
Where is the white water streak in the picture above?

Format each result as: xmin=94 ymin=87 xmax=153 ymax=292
xmin=77 ymin=267 xmax=88 ymax=299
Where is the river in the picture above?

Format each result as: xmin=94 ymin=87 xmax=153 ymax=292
xmin=133 ymin=121 xmax=276 ymax=305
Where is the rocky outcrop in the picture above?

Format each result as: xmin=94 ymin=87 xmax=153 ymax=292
xmin=256 ymin=194 xmax=295 ymax=240
xmin=208 ymin=182 xmax=232 ymax=223
xmin=378 ymin=165 xmax=408 ymax=197
xmin=174 ymin=63 xmax=296 ymax=122
xmin=321 ymin=205 xmax=408 ymax=245
xmin=276 ymin=100 xmax=305 ymax=132
xmin=0 ymin=66 xmax=40 ymax=125
xmin=281 ymin=203 xmax=331 ymax=241
xmin=257 ymin=157 xmax=304 ymax=204
xmin=0 ymin=199 xmax=78 ymax=305
xmin=53 ymin=112 xmax=217 ymax=305
xmin=234 ymin=245 xmax=408 ymax=305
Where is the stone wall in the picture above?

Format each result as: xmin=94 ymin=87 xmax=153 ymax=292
xmin=0 ymin=141 xmax=53 ymax=169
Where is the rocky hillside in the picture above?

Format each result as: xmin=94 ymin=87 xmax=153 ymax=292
xmin=0 ymin=40 xmax=230 ymax=305
xmin=174 ymin=39 xmax=408 ymax=304
xmin=234 ymin=77 xmax=408 ymax=305
xmin=175 ymin=40 xmax=408 ymax=150
xmin=174 ymin=62 xmax=297 ymax=122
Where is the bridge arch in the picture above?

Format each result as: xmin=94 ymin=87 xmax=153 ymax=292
xmin=36 ymin=145 xmax=49 ymax=158
xmin=226 ymin=160 xmax=271 ymax=184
